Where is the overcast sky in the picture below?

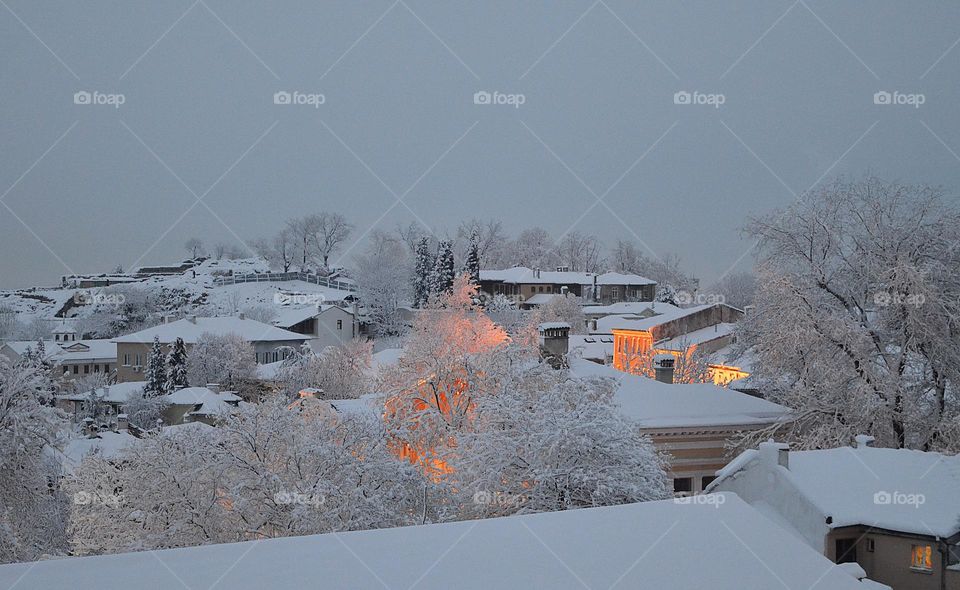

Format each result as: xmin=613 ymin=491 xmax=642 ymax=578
xmin=2 ymin=1 xmax=959 ymax=289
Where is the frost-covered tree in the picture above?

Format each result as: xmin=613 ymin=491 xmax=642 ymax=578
xmin=555 ymin=231 xmax=604 ymax=272
xmin=187 ymin=332 xmax=256 ymax=388
xmin=67 ymin=398 xmax=431 ymax=556
xmin=654 ymin=284 xmax=680 ymax=306
xmin=355 ymin=232 xmax=411 ymax=335
xmin=741 ymin=177 xmax=960 ymax=451
xmin=253 ymin=227 xmax=296 ymax=272
xmin=534 ymin=295 xmax=586 ymax=334
xmin=456 ymin=365 xmax=670 ymax=517
xmin=143 ymin=336 xmax=167 ymax=396
xmin=184 ymin=237 xmax=205 ymax=259
xmin=413 ymin=237 xmax=433 ymax=308
xmin=464 ymin=231 xmax=481 ymax=286
xmin=456 ymin=218 xmax=507 ymax=268
xmin=166 ymin=337 xmax=189 ymax=392
xmin=121 ymin=391 xmax=168 ymax=431
xmin=0 ymin=358 xmax=68 ymax=564
xmin=276 ymin=339 xmax=373 ymax=400
xmin=430 ymin=240 xmax=455 ymax=298
xmin=707 ymin=271 xmax=757 ymax=310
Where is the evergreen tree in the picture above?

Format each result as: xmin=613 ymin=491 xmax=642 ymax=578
xmin=465 ymin=231 xmax=481 ymax=286
xmin=413 ymin=237 xmax=433 ymax=308
xmin=431 ymin=240 xmax=455 ymax=297
xmin=166 ymin=337 xmax=189 ymax=392
xmin=143 ymin=336 xmax=167 ymax=396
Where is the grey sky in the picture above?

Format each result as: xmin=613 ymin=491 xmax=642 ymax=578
xmin=2 ymin=0 xmax=959 ymax=290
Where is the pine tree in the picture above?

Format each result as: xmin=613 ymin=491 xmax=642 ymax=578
xmin=431 ymin=240 xmax=455 ymax=298
xmin=465 ymin=231 xmax=481 ymax=286
xmin=413 ymin=237 xmax=433 ymax=308
xmin=166 ymin=337 xmax=189 ymax=392
xmin=143 ymin=336 xmax=167 ymax=396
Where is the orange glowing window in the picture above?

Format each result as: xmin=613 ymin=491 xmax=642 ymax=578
xmin=911 ymin=544 xmax=933 ymax=571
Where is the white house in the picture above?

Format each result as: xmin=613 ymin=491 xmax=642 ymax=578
xmin=0 ymin=494 xmax=885 ymax=589
xmin=270 ymin=304 xmax=358 ymax=352
xmin=707 ymin=438 xmax=960 ymax=590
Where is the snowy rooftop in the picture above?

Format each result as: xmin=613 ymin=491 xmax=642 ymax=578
xmin=711 ymin=444 xmax=960 ymax=538
xmin=523 ymin=293 xmax=563 ymax=306
xmin=57 ymin=381 xmax=148 ymax=403
xmin=61 ymin=430 xmax=140 ymax=469
xmin=583 ymin=301 xmax=681 ymax=317
xmin=271 ymin=304 xmax=350 ymax=329
xmin=600 ymin=304 xmax=714 ymax=333
xmin=164 ymin=387 xmax=241 ymax=406
xmin=568 ymin=334 xmax=614 ymax=361
xmin=0 ymin=494 xmax=877 ymax=590
xmin=654 ymin=322 xmax=737 ymax=351
xmin=113 ymin=317 xmax=310 ymax=344
xmin=570 ymin=358 xmax=790 ymax=429
xmin=480 ymin=266 xmax=654 ymax=286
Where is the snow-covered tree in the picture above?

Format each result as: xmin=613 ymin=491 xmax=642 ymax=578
xmin=0 ymin=358 xmax=68 ymax=564
xmin=534 ymin=295 xmax=587 ymax=334
xmin=430 ymin=240 xmax=455 ymax=298
xmin=121 ymin=391 xmax=168 ymax=431
xmin=464 ymin=231 xmax=481 ymax=286
xmin=555 ymin=231 xmax=604 ymax=272
xmin=413 ymin=237 xmax=433 ymax=308
xmin=707 ymin=271 xmax=757 ymax=310
xmin=355 ymin=232 xmax=411 ymax=335
xmin=456 ymin=218 xmax=507 ymax=268
xmin=276 ymin=339 xmax=373 ymax=400
xmin=456 ymin=365 xmax=670 ymax=517
xmin=67 ymin=398 xmax=431 ymax=556
xmin=187 ymin=332 xmax=256 ymax=388
xmin=654 ymin=284 xmax=680 ymax=306
xmin=166 ymin=337 xmax=189 ymax=392
xmin=740 ymin=177 xmax=960 ymax=452
xmin=143 ymin=336 xmax=167 ymax=396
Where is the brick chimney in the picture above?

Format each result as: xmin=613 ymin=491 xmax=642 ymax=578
xmin=653 ymin=354 xmax=675 ymax=384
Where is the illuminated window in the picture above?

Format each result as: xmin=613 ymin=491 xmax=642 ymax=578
xmin=911 ymin=544 xmax=933 ymax=571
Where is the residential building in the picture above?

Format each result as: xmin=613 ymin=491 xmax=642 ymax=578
xmin=271 ymin=304 xmax=358 ymax=352
xmin=1 ymin=336 xmax=117 ymax=384
xmin=112 ymin=315 xmax=309 ymax=382
xmin=479 ymin=266 xmax=655 ymax=305
xmin=707 ymin=438 xmax=960 ymax=590
xmin=0 ymin=494 xmax=885 ymax=589
xmin=570 ymin=358 xmax=791 ymax=494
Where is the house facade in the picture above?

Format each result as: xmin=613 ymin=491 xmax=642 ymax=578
xmin=271 ymin=304 xmax=358 ymax=352
xmin=479 ymin=267 xmax=656 ymax=305
xmin=112 ymin=315 xmax=309 ymax=382
xmin=708 ymin=438 xmax=960 ymax=590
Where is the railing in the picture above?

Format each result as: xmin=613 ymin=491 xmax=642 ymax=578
xmin=213 ymin=271 xmax=357 ymax=292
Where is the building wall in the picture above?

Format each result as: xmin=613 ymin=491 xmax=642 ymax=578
xmin=117 ymin=339 xmax=305 ymax=382
xmin=646 ymin=431 xmax=738 ymax=493
xmin=310 ymin=307 xmax=356 ymax=351
xmin=597 ymin=284 xmax=655 ymax=305
xmin=827 ymin=527 xmax=954 ymax=590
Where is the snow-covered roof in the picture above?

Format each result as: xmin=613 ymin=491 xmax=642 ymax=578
xmin=569 ymin=358 xmax=791 ymax=429
xmin=538 ymin=322 xmax=571 ymax=330
xmin=54 ymin=339 xmax=117 ymax=361
xmin=328 ymin=393 xmax=384 ymax=416
xmin=583 ymin=301 xmax=681 ymax=317
xmin=710 ymin=444 xmax=960 ymax=538
xmin=568 ymin=335 xmax=614 ymax=362
xmin=594 ymin=271 xmax=656 ymax=286
xmin=61 ymin=430 xmax=140 ymax=468
xmin=164 ymin=387 xmax=241 ymax=406
xmin=523 ymin=293 xmax=563 ymax=306
xmin=602 ymin=304 xmax=714 ymax=333
xmin=654 ymin=323 xmax=737 ymax=351
xmin=271 ymin=304 xmax=351 ymax=329
xmin=57 ymin=381 xmax=147 ymax=403
xmin=0 ymin=494 xmax=877 ymax=590
xmin=255 ymin=358 xmax=287 ymax=380
xmin=1 ymin=339 xmax=59 ymax=359
xmin=113 ymin=317 xmax=310 ymax=344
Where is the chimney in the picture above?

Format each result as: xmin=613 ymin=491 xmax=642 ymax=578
xmin=854 ymin=434 xmax=875 ymax=449
xmin=83 ymin=417 xmax=97 ymax=437
xmin=653 ymin=354 xmax=675 ymax=384
xmin=117 ymin=413 xmax=128 ymax=431
xmin=206 ymin=383 xmax=220 ymax=393
xmin=589 ymin=318 xmax=598 ymax=332
xmin=759 ymin=441 xmax=790 ymax=469
xmin=533 ymin=267 xmax=540 ymax=279
xmin=560 ymin=285 xmax=569 ymax=297
xmin=538 ymin=323 xmax=570 ymax=363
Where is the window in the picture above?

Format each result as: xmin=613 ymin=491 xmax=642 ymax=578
xmin=83 ymin=364 xmax=90 ymax=374
xmin=123 ymin=353 xmax=130 ymax=366
xmin=701 ymin=475 xmax=717 ymax=489
xmin=135 ymin=354 xmax=141 ymax=367
xmin=865 ymin=539 xmax=875 ymax=553
xmin=337 ymin=319 xmax=343 ymax=330
xmin=911 ymin=545 xmax=933 ymax=572
xmin=273 ymin=351 xmax=279 ymax=362
xmin=673 ymin=477 xmax=693 ymax=494
xmin=93 ymin=364 xmax=100 ymax=373
xmin=611 ymin=287 xmax=620 ymax=300
xmin=835 ymin=539 xmax=857 ymax=564
xmin=72 ymin=365 xmax=79 ymax=374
